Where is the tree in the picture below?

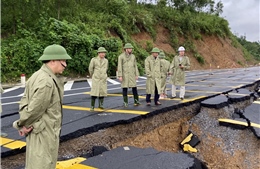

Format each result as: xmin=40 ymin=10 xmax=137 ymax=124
xmin=214 ymin=1 xmax=223 ymax=16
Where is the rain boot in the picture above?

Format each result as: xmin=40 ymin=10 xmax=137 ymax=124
xmin=90 ymin=97 xmax=96 ymax=111
xmin=134 ymin=95 xmax=140 ymax=106
xmin=99 ymin=97 xmax=104 ymax=109
xmin=123 ymin=96 xmax=128 ymax=107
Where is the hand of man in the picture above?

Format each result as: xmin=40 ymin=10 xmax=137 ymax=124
xmin=136 ymin=76 xmax=138 ymax=80
xmin=18 ymin=126 xmax=33 ymax=136
xmin=119 ymin=77 xmax=123 ymax=82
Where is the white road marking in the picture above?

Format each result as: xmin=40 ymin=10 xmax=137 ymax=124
xmin=87 ymin=79 xmax=92 ymax=88
xmin=138 ymin=76 xmax=147 ymax=79
xmin=3 ymin=86 xmax=21 ymax=93
xmin=18 ymin=93 xmax=24 ymax=97
xmin=1 ymin=76 xmax=146 ymax=106
xmin=64 ymin=81 xmax=74 ymax=91
xmin=2 ymin=101 xmax=19 ymax=106
xmin=107 ymin=78 xmax=120 ymax=85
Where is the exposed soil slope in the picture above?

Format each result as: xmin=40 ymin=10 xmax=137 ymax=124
xmin=132 ymin=26 xmax=251 ymax=70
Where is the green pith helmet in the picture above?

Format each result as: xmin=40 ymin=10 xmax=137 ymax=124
xmin=97 ymin=47 xmax=107 ymax=53
xmin=38 ymin=44 xmax=71 ymax=61
xmin=151 ymin=47 xmax=160 ymax=53
xmin=159 ymin=51 xmax=165 ymax=58
xmin=124 ymin=43 xmax=134 ymax=49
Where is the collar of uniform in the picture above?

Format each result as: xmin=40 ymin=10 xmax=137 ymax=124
xmin=98 ymin=56 xmax=104 ymax=60
xmin=125 ymin=52 xmax=131 ymax=57
xmin=41 ymin=64 xmax=62 ymax=84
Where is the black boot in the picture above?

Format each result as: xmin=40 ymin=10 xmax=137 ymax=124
xmin=99 ymin=97 xmax=104 ymax=109
xmin=134 ymin=95 xmax=140 ymax=106
xmin=90 ymin=97 xmax=96 ymax=111
xmin=123 ymin=96 xmax=128 ymax=107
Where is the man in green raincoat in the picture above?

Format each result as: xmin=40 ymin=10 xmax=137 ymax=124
xmin=89 ymin=47 xmax=108 ymax=111
xmin=145 ymin=47 xmax=162 ymax=106
xmin=117 ymin=43 xmax=140 ymax=107
xmin=13 ymin=44 xmax=71 ymax=169
xmin=169 ymin=46 xmax=190 ymax=100
xmin=159 ymin=51 xmax=170 ymax=99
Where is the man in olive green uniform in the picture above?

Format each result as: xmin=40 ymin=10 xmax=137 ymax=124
xmin=117 ymin=43 xmax=140 ymax=107
xmin=0 ymin=85 xmax=8 ymax=137
xmin=13 ymin=44 xmax=71 ymax=169
xmin=159 ymin=51 xmax=170 ymax=99
xmin=145 ymin=47 xmax=162 ymax=106
xmin=169 ymin=46 xmax=190 ymax=100
xmin=89 ymin=47 xmax=108 ymax=111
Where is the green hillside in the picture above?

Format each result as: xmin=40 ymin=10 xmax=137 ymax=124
xmin=1 ymin=0 xmax=259 ymax=82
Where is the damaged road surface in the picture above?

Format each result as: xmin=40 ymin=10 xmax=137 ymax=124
xmin=1 ymin=67 xmax=260 ymax=169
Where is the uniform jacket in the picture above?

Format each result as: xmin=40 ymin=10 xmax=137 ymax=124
xmin=160 ymin=59 xmax=170 ymax=92
xmin=145 ymin=55 xmax=161 ymax=94
xmin=89 ymin=56 xmax=108 ymax=96
xmin=15 ymin=64 xmax=64 ymax=169
xmin=117 ymin=52 xmax=139 ymax=88
xmin=169 ymin=55 xmax=190 ymax=86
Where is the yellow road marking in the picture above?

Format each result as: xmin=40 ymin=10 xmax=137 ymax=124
xmin=160 ymin=98 xmax=181 ymax=101
xmin=63 ymin=105 xmax=149 ymax=115
xmin=1 ymin=137 xmax=13 ymax=145
xmin=185 ymin=90 xmax=221 ymax=94
xmin=1 ymin=140 xmax=96 ymax=169
xmin=182 ymin=96 xmax=207 ymax=103
xmin=228 ymin=93 xmax=249 ymax=96
xmin=56 ymin=157 xmax=93 ymax=169
xmin=180 ymin=133 xmax=193 ymax=145
xmin=65 ymin=163 xmax=98 ymax=169
xmin=83 ymin=92 xmax=146 ymax=98
xmin=232 ymin=85 xmax=244 ymax=88
xmin=219 ymin=119 xmax=260 ymax=128
xmin=0 ymin=137 xmax=26 ymax=149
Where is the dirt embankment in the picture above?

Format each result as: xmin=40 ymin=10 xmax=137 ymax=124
xmin=113 ymin=104 xmax=259 ymax=169
xmin=131 ymin=26 xmax=254 ymax=70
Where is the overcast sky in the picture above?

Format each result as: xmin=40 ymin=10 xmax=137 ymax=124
xmin=219 ymin=0 xmax=259 ymax=42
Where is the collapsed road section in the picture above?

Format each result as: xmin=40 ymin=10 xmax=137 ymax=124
xmin=57 ymin=83 xmax=259 ymax=169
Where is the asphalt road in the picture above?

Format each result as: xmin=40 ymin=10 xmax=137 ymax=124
xmin=1 ymin=67 xmax=259 ymax=168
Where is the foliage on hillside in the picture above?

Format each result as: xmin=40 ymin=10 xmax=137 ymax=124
xmin=1 ymin=0 xmax=257 ymax=82
xmin=236 ymin=36 xmax=260 ymax=61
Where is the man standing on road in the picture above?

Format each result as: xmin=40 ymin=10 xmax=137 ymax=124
xmin=13 ymin=44 xmax=71 ymax=169
xmin=117 ymin=43 xmax=140 ymax=107
xmin=169 ymin=46 xmax=190 ymax=100
xmin=145 ymin=47 xmax=162 ymax=106
xmin=159 ymin=51 xmax=170 ymax=99
xmin=89 ymin=47 xmax=109 ymax=111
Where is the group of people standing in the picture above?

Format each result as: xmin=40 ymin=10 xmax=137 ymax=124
xmin=10 ymin=43 xmax=190 ymax=169
xmin=89 ymin=43 xmax=190 ymax=110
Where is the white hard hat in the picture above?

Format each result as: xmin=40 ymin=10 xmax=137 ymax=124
xmin=178 ymin=46 xmax=185 ymax=52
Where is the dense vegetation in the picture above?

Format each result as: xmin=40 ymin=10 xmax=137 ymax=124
xmin=1 ymin=0 xmax=259 ymax=82
xmin=236 ymin=36 xmax=260 ymax=61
